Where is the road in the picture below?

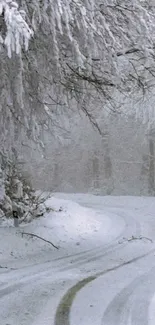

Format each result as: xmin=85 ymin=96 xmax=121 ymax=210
xmin=1 ymin=195 xmax=155 ymax=325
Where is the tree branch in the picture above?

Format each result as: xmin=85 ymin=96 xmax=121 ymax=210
xmin=21 ymin=232 xmax=59 ymax=249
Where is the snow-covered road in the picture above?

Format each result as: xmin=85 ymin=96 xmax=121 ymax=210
xmin=1 ymin=195 xmax=155 ymax=325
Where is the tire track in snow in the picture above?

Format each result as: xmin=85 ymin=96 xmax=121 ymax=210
xmin=1 ymin=197 xmax=152 ymax=325
xmin=0 ymin=209 xmax=129 ymax=293
xmin=102 ymin=266 xmax=155 ymax=325
xmin=0 ymin=234 xmax=125 ymax=299
xmin=54 ymin=249 xmax=155 ymax=325
xmin=60 ymin=209 xmax=142 ymax=272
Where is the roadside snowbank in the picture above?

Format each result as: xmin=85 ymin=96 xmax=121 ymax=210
xmin=0 ymin=196 xmax=111 ymax=268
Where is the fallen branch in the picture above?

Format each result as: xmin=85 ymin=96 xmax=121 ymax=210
xmin=119 ymin=235 xmax=153 ymax=244
xmin=128 ymin=235 xmax=153 ymax=243
xmin=21 ymin=232 xmax=59 ymax=249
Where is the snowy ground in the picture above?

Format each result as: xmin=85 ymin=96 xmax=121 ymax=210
xmin=1 ymin=194 xmax=155 ymax=325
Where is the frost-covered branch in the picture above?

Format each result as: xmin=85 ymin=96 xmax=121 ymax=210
xmin=0 ymin=0 xmax=33 ymax=57
xmin=2 ymin=1 xmax=155 ymax=86
xmin=1 ymin=0 xmax=155 ymax=145
xmin=27 ymin=0 xmax=155 ymax=103
xmin=2 ymin=0 xmax=155 ymax=95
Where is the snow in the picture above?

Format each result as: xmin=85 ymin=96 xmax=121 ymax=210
xmin=0 ymin=0 xmax=33 ymax=57
xmin=0 ymin=196 xmax=109 ymax=265
xmin=149 ymin=293 xmax=155 ymax=325
xmin=1 ymin=194 xmax=155 ymax=325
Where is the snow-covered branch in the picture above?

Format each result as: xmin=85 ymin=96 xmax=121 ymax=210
xmin=2 ymin=1 xmax=155 ymax=90
xmin=29 ymin=0 xmax=155 ymax=100
xmin=1 ymin=0 xmax=155 ymax=143
xmin=0 ymin=0 xmax=33 ymax=57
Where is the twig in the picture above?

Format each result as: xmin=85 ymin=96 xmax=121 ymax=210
xmin=119 ymin=235 xmax=153 ymax=244
xmin=128 ymin=235 xmax=153 ymax=243
xmin=21 ymin=232 xmax=59 ymax=249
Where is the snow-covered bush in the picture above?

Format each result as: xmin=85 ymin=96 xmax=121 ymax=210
xmin=0 ymin=152 xmax=48 ymax=222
